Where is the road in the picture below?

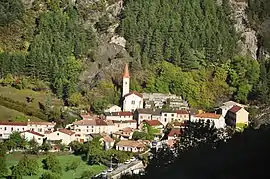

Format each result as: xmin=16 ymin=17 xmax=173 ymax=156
xmin=95 ymin=160 xmax=143 ymax=179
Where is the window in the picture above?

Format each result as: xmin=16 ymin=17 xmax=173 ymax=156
xmin=38 ymin=128 xmax=42 ymax=132
xmin=164 ymin=118 xmax=167 ymax=122
xmin=4 ymin=127 xmax=6 ymax=131
xmin=92 ymin=126 xmax=94 ymax=128
xmin=38 ymin=138 xmax=41 ymax=140
xmin=125 ymin=82 xmax=127 ymax=85
xmin=131 ymin=100 xmax=135 ymax=105
xmin=11 ymin=127 xmax=13 ymax=131
xmin=17 ymin=128 xmax=19 ymax=131
xmin=171 ymin=114 xmax=174 ymax=117
xmin=57 ymin=133 xmax=59 ymax=136
xmin=22 ymin=128 xmax=24 ymax=131
xmin=92 ymin=129 xmax=94 ymax=132
xmin=87 ymin=126 xmax=89 ymax=128
xmin=164 ymin=114 xmax=167 ymax=117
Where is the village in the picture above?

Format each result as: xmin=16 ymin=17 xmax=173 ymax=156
xmin=0 ymin=64 xmax=249 ymax=177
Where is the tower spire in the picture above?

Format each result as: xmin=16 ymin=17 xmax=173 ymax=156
xmin=123 ymin=63 xmax=130 ymax=78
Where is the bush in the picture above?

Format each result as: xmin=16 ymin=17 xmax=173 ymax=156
xmin=40 ymin=171 xmax=61 ymax=179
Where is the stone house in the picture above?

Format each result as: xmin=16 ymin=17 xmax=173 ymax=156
xmin=104 ymin=105 xmax=122 ymax=113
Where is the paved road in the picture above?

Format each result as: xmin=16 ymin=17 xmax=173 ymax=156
xmin=95 ymin=160 xmax=142 ymax=178
xmin=108 ymin=160 xmax=141 ymax=176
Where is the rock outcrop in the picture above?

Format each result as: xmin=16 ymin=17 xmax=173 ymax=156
xmin=230 ymin=0 xmax=259 ymax=59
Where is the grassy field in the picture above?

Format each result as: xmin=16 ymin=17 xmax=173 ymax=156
xmin=0 ymin=86 xmax=63 ymax=121
xmin=6 ymin=152 xmax=107 ymax=179
xmin=0 ymin=105 xmax=43 ymax=121
xmin=0 ymin=86 xmax=63 ymax=109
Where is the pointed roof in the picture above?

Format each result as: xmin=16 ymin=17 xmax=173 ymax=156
xmin=229 ymin=105 xmax=242 ymax=113
xmin=123 ymin=64 xmax=130 ymax=78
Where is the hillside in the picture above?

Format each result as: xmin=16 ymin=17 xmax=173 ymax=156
xmin=0 ymin=0 xmax=270 ymax=116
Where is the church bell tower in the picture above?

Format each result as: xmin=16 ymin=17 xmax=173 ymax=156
xmin=122 ymin=64 xmax=130 ymax=97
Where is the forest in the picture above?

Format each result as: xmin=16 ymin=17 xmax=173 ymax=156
xmin=0 ymin=0 xmax=269 ymax=112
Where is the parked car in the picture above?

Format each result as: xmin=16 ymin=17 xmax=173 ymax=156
xmin=124 ymin=160 xmax=131 ymax=164
xmin=101 ymin=171 xmax=107 ymax=175
xmin=130 ymin=157 xmax=136 ymax=162
xmin=107 ymin=167 xmax=113 ymax=172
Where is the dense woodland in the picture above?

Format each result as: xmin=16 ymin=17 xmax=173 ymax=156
xmin=0 ymin=0 xmax=269 ymax=111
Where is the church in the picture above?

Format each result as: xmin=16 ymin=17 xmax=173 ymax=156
xmin=121 ymin=64 xmax=143 ymax=112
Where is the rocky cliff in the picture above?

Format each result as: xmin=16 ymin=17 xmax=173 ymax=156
xmin=230 ymin=0 xmax=259 ymax=59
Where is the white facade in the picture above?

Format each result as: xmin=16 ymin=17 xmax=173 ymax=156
xmin=104 ymin=105 xmax=122 ymax=113
xmin=123 ymin=93 xmax=143 ymax=112
xmin=160 ymin=111 xmax=177 ymax=126
xmin=46 ymin=129 xmax=76 ymax=145
xmin=0 ymin=121 xmax=55 ymax=139
xmin=192 ymin=114 xmax=226 ymax=128
xmin=27 ymin=122 xmax=55 ymax=133
xmin=105 ymin=112 xmax=133 ymax=121
xmin=0 ymin=122 xmax=27 ymax=139
xmin=21 ymin=131 xmax=45 ymax=145
xmin=123 ymin=77 xmax=130 ymax=97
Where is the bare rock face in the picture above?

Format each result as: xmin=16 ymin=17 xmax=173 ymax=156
xmin=230 ymin=0 xmax=258 ymax=59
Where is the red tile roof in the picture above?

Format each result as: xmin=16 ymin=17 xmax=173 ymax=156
xmin=112 ymin=120 xmax=137 ymax=123
xmin=58 ymin=129 xmax=75 ymax=136
xmin=102 ymin=135 xmax=114 ymax=143
xmin=143 ymin=120 xmax=163 ymax=126
xmin=229 ymin=105 xmax=242 ymax=113
xmin=176 ymin=110 xmax=189 ymax=115
xmin=0 ymin=121 xmax=27 ymax=126
xmin=73 ymin=118 xmax=111 ymax=126
xmin=121 ymin=127 xmax=135 ymax=132
xmin=123 ymin=91 xmax=143 ymax=98
xmin=168 ymin=128 xmax=181 ymax=137
xmin=123 ymin=64 xmax=130 ymax=78
xmin=195 ymin=113 xmax=221 ymax=119
xmin=22 ymin=130 xmax=44 ymax=137
xmin=116 ymin=140 xmax=145 ymax=148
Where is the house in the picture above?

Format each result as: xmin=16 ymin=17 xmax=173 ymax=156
xmin=113 ymin=127 xmax=136 ymax=140
xmin=27 ymin=121 xmax=55 ymax=134
xmin=175 ymin=110 xmax=189 ymax=121
xmin=0 ymin=121 xmax=28 ymax=139
xmin=218 ymin=100 xmax=247 ymax=117
xmin=46 ymin=129 xmax=76 ymax=145
xmin=193 ymin=113 xmax=226 ymax=128
xmin=104 ymin=105 xmax=122 ymax=113
xmin=134 ymin=108 xmax=153 ymax=125
xmin=160 ymin=110 xmax=177 ymax=126
xmin=167 ymin=128 xmax=181 ymax=147
xmin=122 ymin=64 xmax=143 ymax=112
xmin=225 ymin=105 xmax=249 ymax=127
xmin=140 ymin=120 xmax=164 ymax=132
xmin=72 ymin=118 xmax=114 ymax=142
xmin=112 ymin=120 xmax=137 ymax=131
xmin=104 ymin=111 xmax=133 ymax=121
xmin=116 ymin=140 xmax=145 ymax=153
xmin=88 ymin=133 xmax=115 ymax=150
xmin=20 ymin=130 xmax=45 ymax=145
xmin=0 ymin=120 xmax=55 ymax=139
xmin=151 ymin=109 xmax=162 ymax=121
